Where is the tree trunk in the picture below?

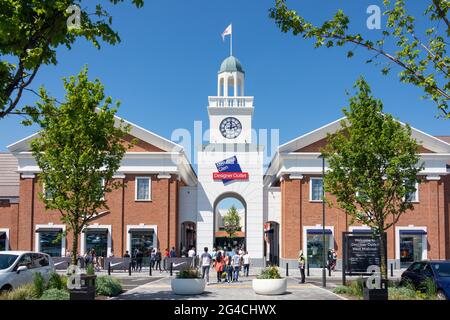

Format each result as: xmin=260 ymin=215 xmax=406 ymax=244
xmin=71 ymin=228 xmax=79 ymax=266
xmin=378 ymin=230 xmax=388 ymax=281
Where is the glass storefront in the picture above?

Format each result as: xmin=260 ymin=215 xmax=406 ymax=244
xmin=307 ymin=230 xmax=331 ymax=268
xmin=85 ymin=230 xmax=108 ymax=257
xmin=39 ymin=231 xmax=62 ymax=257
xmin=400 ymin=232 xmax=425 ymax=268
xmin=0 ymin=232 xmax=6 ymax=251
xmin=130 ymin=230 xmax=154 ymax=257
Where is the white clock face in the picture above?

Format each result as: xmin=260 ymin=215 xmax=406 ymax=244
xmin=220 ymin=117 xmax=242 ymax=139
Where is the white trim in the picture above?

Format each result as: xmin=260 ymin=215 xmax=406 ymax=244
xmin=288 ymin=173 xmax=303 ymax=180
xmin=303 ymin=225 xmax=335 ymax=267
xmin=135 ymin=176 xmax=151 ymax=201
xmin=126 ymin=224 xmax=158 ymax=254
xmin=80 ymin=224 xmax=112 ymax=257
xmin=35 ymin=223 xmax=66 ymax=256
xmin=309 ymin=177 xmax=324 ymax=202
xmin=348 ymin=225 xmax=372 ymax=232
xmin=21 ymin=173 xmax=35 ymax=179
xmin=406 ymin=182 xmax=420 ymax=203
xmin=157 ymin=172 xmax=172 ymax=179
xmin=426 ymin=175 xmax=441 ymax=181
xmin=395 ymin=226 xmax=427 ymax=263
xmin=0 ymin=228 xmax=9 ymax=251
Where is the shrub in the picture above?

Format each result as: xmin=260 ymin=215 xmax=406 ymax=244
xmin=86 ymin=263 xmax=95 ymax=275
xmin=257 ymin=266 xmax=282 ymax=279
xmin=389 ymin=287 xmax=421 ymax=300
xmin=33 ymin=272 xmax=45 ymax=297
xmin=176 ymin=266 xmax=201 ymax=279
xmin=40 ymin=288 xmax=69 ymax=300
xmin=0 ymin=284 xmax=38 ymax=300
xmin=332 ymin=279 xmax=364 ymax=298
xmin=95 ymin=276 xmax=122 ymax=297
xmin=47 ymin=272 xmax=66 ymax=290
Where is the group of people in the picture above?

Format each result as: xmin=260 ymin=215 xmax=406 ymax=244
xmin=199 ymin=246 xmax=250 ymax=284
xmin=65 ymin=249 xmax=115 ymax=271
xmin=124 ymin=246 xmax=178 ymax=272
xmin=297 ymin=248 xmax=338 ymax=284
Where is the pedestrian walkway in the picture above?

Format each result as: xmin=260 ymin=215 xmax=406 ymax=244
xmin=115 ymin=276 xmax=346 ymax=300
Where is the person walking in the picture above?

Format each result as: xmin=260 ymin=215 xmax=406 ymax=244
xmin=136 ymin=249 xmax=143 ymax=272
xmin=163 ymin=248 xmax=170 ymax=270
xmin=211 ymin=247 xmax=217 ymax=261
xmin=169 ymin=246 xmax=176 ymax=258
xmin=150 ymin=248 xmax=156 ymax=270
xmin=242 ymin=251 xmax=250 ymax=277
xmin=155 ymin=248 xmax=162 ymax=272
xmin=123 ymin=250 xmax=130 ymax=258
xmin=232 ymin=249 xmax=241 ymax=282
xmin=213 ymin=250 xmax=224 ymax=283
xmin=331 ymin=249 xmax=337 ymax=271
xmin=327 ymin=249 xmax=333 ymax=272
xmin=200 ymin=247 xmax=212 ymax=284
xmin=224 ymin=253 xmax=233 ymax=283
xmin=298 ymin=250 xmax=306 ymax=284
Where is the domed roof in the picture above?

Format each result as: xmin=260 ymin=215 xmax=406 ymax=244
xmin=219 ymin=56 xmax=244 ymax=74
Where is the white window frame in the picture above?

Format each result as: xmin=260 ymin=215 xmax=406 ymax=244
xmin=395 ymin=226 xmax=427 ymax=265
xmin=309 ymin=177 xmax=324 ymax=202
xmin=35 ymin=224 xmax=66 ymax=256
xmin=405 ymin=182 xmax=419 ymax=203
xmin=0 ymin=228 xmax=9 ymax=251
xmin=135 ymin=177 xmax=151 ymax=201
xmin=80 ymin=224 xmax=112 ymax=256
xmin=126 ymin=224 xmax=158 ymax=253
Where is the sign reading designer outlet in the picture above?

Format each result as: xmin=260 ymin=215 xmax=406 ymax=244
xmin=214 ymin=156 xmax=249 ymax=184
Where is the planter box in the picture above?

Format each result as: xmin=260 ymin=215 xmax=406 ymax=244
xmin=363 ymin=287 xmax=388 ymax=300
xmin=69 ymin=274 xmax=97 ymax=300
xmin=252 ymin=278 xmax=287 ymax=295
xmin=171 ymin=278 xmax=206 ymax=295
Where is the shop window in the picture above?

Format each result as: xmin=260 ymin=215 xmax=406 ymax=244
xmin=135 ymin=177 xmax=151 ymax=201
xmin=130 ymin=230 xmax=154 ymax=256
xmin=400 ymin=231 xmax=425 ymax=268
xmin=306 ymin=230 xmax=332 ymax=268
xmin=39 ymin=231 xmax=62 ymax=257
xmin=85 ymin=230 xmax=108 ymax=257
xmin=310 ymin=178 xmax=323 ymax=201
xmin=0 ymin=232 xmax=6 ymax=251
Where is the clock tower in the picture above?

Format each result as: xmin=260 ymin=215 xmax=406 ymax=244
xmin=208 ymin=55 xmax=254 ymax=144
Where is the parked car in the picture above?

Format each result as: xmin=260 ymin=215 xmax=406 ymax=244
xmin=0 ymin=251 xmax=55 ymax=293
xmin=400 ymin=260 xmax=450 ymax=300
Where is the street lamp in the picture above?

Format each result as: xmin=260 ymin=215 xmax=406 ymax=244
xmin=320 ymin=154 xmax=326 ymax=288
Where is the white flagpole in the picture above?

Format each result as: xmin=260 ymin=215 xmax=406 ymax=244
xmin=230 ymin=24 xmax=233 ymax=56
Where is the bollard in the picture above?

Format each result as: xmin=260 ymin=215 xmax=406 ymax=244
xmin=307 ymin=262 xmax=310 ymax=277
xmin=390 ymin=263 xmax=394 ymax=277
xmin=149 ymin=262 xmax=152 ymax=276
xmin=170 ymin=262 xmax=173 ymax=276
xmin=128 ymin=262 xmax=131 ymax=276
xmin=108 ymin=262 xmax=111 ymax=276
xmin=286 ymin=263 xmax=289 ymax=277
xmin=328 ymin=266 xmax=331 ymax=277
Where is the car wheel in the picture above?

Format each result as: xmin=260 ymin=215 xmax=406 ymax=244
xmin=436 ymin=290 xmax=447 ymax=300
xmin=0 ymin=284 xmax=13 ymax=294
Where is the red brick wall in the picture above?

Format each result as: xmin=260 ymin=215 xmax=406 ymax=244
xmin=281 ymin=175 xmax=448 ymax=261
xmin=15 ymin=173 xmax=179 ymax=256
xmin=0 ymin=201 xmax=19 ymax=250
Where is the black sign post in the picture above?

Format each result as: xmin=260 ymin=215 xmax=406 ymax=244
xmin=342 ymin=232 xmax=387 ymax=286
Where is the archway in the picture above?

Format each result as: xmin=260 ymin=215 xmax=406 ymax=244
xmin=213 ymin=192 xmax=247 ymax=252
xmin=180 ymin=221 xmax=196 ymax=256
xmin=264 ymin=221 xmax=280 ymax=266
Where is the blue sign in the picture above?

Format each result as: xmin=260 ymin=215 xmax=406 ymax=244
xmin=215 ymin=156 xmax=243 ymax=184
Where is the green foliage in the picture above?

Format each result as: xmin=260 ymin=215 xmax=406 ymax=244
xmin=222 ymin=205 xmax=241 ymax=239
xmin=39 ymin=288 xmax=70 ymax=300
xmin=0 ymin=284 xmax=38 ymax=300
xmin=47 ymin=272 xmax=67 ymax=290
xmin=86 ymin=263 xmax=95 ymax=276
xmin=0 ymin=0 xmax=144 ymax=118
xmin=27 ymin=67 xmax=133 ymax=265
xmin=176 ymin=266 xmax=201 ymax=279
xmin=95 ymin=276 xmax=122 ymax=297
xmin=322 ymin=77 xmax=422 ymax=278
xmin=269 ymin=0 xmax=450 ymax=118
xmin=33 ymin=272 xmax=45 ymax=297
xmin=257 ymin=266 xmax=282 ymax=279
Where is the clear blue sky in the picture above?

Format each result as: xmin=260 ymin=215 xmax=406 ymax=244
xmin=1 ymin=1 xmax=448 ymax=167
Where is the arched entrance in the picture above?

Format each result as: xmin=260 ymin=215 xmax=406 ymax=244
xmin=213 ymin=192 xmax=247 ymax=252
xmin=180 ymin=221 xmax=196 ymax=256
xmin=264 ymin=221 xmax=280 ymax=266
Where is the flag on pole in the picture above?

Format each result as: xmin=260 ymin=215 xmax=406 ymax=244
xmin=222 ymin=24 xmax=232 ymax=41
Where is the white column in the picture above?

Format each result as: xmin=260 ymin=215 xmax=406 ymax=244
xmin=224 ymin=75 xmax=229 ymax=97
xmin=234 ymin=73 xmax=238 ymax=97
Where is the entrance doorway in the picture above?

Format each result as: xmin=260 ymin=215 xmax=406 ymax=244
xmin=264 ymin=222 xmax=280 ymax=266
xmin=181 ymin=221 xmax=196 ymax=256
xmin=213 ymin=193 xmax=246 ymax=252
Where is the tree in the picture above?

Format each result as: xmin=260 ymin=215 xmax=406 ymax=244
xmin=29 ymin=67 xmax=134 ymax=266
xmin=322 ymin=77 xmax=423 ymax=280
xmin=222 ymin=205 xmax=242 ymax=241
xmin=270 ymin=0 xmax=450 ymax=118
xmin=0 ymin=0 xmax=144 ymax=119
